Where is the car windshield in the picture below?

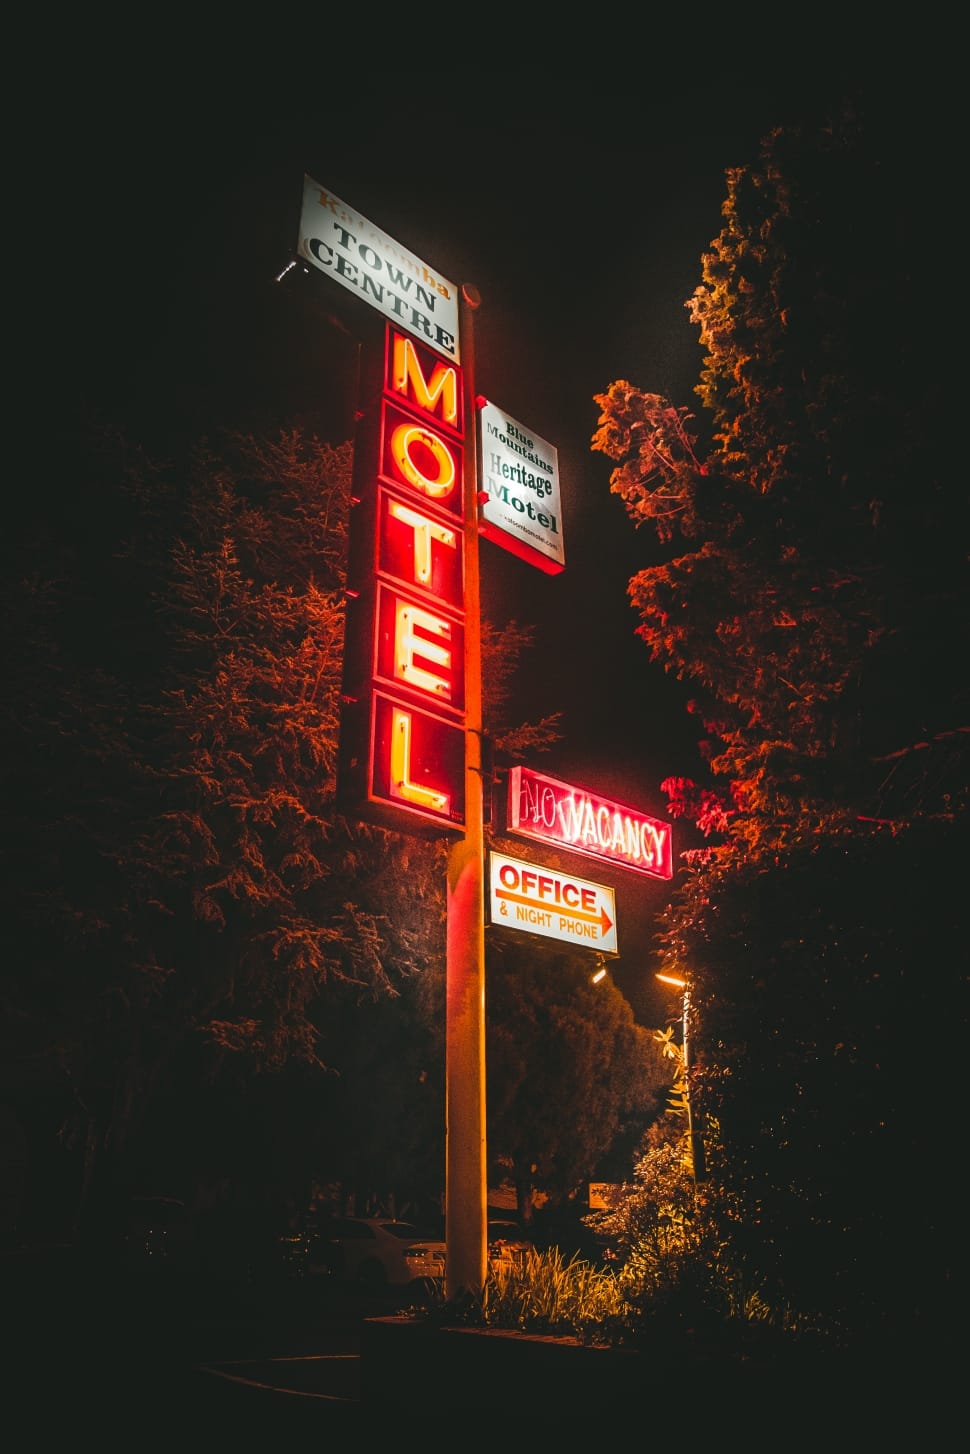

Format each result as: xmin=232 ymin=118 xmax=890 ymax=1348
xmin=386 ymin=1221 xmax=447 ymax=1244
xmin=381 ymin=1223 xmax=425 ymax=1241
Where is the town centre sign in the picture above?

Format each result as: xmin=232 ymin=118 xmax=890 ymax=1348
xmin=299 ymin=176 xmax=461 ymax=362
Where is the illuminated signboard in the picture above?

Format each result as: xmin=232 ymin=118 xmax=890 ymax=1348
xmin=487 ymin=850 xmax=617 ymax=954
xmin=370 ymin=693 xmax=466 ymax=821
xmin=338 ymin=325 xmax=466 ymax=835
xmin=374 ymin=583 xmax=465 ymax=710
xmin=378 ymin=488 xmax=463 ymax=607
xmin=298 ymin=177 xmax=460 ymax=362
xmin=507 ymin=767 xmax=673 ymax=881
xmin=478 ymin=400 xmax=564 ymax=575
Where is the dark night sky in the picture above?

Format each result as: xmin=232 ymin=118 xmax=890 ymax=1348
xmin=38 ymin=43 xmax=938 ymax=1016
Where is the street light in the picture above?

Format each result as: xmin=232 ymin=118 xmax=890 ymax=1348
xmin=655 ymin=972 xmax=698 ymax=1187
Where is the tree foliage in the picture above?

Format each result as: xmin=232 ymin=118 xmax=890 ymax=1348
xmin=590 ymin=102 xmax=966 ymax=1350
xmin=1 ymin=413 xmax=593 ymax=1234
xmin=131 ymin=429 xmax=444 ymax=1061
xmin=593 ymin=109 xmax=966 ymax=847
xmin=484 ymin=938 xmax=670 ymax=1221
xmin=2 ymin=426 xmax=431 ymax=1220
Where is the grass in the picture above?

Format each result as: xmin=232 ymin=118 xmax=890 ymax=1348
xmin=407 ymin=1244 xmax=632 ymax=1345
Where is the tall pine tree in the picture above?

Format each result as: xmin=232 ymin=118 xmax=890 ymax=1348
xmin=591 ymin=100 xmax=966 ymax=1354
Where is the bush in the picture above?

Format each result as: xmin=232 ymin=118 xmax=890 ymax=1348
xmin=403 ymin=1121 xmax=843 ymax=1363
xmin=482 ymin=1245 xmax=630 ymax=1343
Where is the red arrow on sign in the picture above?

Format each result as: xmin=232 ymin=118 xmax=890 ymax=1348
xmin=494 ymin=885 xmax=614 ymax=937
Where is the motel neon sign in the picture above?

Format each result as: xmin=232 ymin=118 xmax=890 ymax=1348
xmin=507 ymin=766 xmax=673 ymax=881
xmin=337 ymin=325 xmax=467 ymax=834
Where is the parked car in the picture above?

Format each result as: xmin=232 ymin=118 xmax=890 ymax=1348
xmin=309 ymin=1216 xmax=446 ymax=1289
xmin=487 ymin=1219 xmax=532 ymax=1274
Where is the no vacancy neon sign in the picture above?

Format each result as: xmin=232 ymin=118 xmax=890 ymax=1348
xmin=507 ymin=766 xmax=672 ymax=881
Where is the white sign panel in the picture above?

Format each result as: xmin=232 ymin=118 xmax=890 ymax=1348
xmin=478 ymin=402 xmax=564 ymax=575
xmin=488 ymin=851 xmax=617 ymax=954
xmin=298 ymin=176 xmax=461 ymax=362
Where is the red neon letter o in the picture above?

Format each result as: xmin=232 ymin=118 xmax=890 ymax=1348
xmin=390 ymin=423 xmax=456 ymax=498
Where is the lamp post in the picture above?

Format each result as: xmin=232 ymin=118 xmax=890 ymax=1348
xmin=655 ymin=972 xmax=698 ymax=1187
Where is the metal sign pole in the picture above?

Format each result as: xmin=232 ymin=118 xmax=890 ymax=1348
xmin=445 ymin=282 xmax=487 ymax=1299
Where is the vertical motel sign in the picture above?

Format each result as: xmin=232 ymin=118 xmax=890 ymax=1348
xmin=338 ymin=324 xmax=467 ymax=834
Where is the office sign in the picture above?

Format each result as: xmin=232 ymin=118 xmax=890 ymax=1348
xmin=488 ymin=851 xmax=617 ymax=954
xmin=478 ymin=401 xmax=564 ymax=574
xmin=508 ymin=766 xmax=673 ymax=881
xmin=299 ymin=177 xmax=460 ymax=361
